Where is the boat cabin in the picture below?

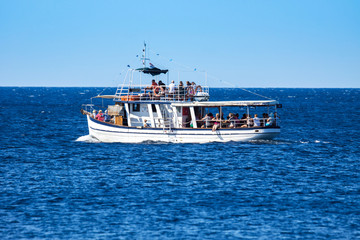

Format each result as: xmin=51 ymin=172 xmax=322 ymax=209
xmin=83 ymin=89 xmax=280 ymax=130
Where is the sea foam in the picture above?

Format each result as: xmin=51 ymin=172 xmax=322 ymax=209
xmin=75 ymin=135 xmax=100 ymax=143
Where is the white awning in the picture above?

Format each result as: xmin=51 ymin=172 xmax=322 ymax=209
xmin=171 ymin=100 xmax=278 ymax=107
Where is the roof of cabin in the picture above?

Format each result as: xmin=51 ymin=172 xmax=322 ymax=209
xmin=171 ymin=100 xmax=279 ymax=107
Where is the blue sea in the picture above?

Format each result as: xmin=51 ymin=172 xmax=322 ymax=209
xmin=0 ymin=87 xmax=359 ymax=239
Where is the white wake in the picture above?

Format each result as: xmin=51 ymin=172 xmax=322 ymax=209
xmin=75 ymin=135 xmax=101 ymax=143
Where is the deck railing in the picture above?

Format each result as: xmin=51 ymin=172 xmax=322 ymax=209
xmin=114 ymin=84 xmax=210 ymax=102
xmin=189 ymin=117 xmax=280 ymax=129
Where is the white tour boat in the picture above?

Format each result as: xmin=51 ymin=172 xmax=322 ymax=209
xmin=81 ymin=45 xmax=281 ymax=143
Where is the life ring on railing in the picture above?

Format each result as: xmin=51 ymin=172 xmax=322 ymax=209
xmin=153 ymin=86 xmax=164 ymax=97
xmin=195 ymin=85 xmax=202 ymax=93
xmin=187 ymin=86 xmax=195 ymax=96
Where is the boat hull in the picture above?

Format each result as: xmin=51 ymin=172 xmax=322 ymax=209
xmin=86 ymin=116 xmax=280 ymax=143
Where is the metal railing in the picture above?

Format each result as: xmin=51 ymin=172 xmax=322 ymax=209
xmin=192 ymin=117 xmax=280 ymax=129
xmin=114 ymin=84 xmax=210 ymax=102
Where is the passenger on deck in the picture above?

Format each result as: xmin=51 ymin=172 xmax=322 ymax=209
xmin=185 ymin=81 xmax=193 ymax=100
xmin=261 ymin=113 xmax=269 ymax=126
xmin=169 ymin=80 xmax=176 ymax=95
xmin=155 ymin=81 xmax=166 ymax=97
xmin=223 ymin=113 xmax=232 ymax=128
xmin=274 ymin=112 xmax=280 ymax=126
xmin=143 ymin=119 xmax=150 ymax=128
xmin=240 ymin=113 xmax=247 ymax=127
xmin=95 ymin=110 xmax=105 ymax=121
xmin=92 ymin=110 xmax=97 ymax=118
xmin=191 ymin=82 xmax=197 ymax=90
xmin=234 ymin=113 xmax=240 ymax=127
xmin=190 ymin=117 xmax=198 ymax=128
xmin=212 ymin=113 xmax=221 ymax=131
xmin=158 ymin=80 xmax=166 ymax=87
xmin=145 ymin=79 xmax=158 ymax=98
xmin=253 ymin=114 xmax=261 ymax=127
xmin=104 ymin=110 xmax=111 ymax=122
xmin=186 ymin=81 xmax=191 ymax=89
xmin=227 ymin=113 xmax=236 ymax=128
xmin=266 ymin=113 xmax=274 ymax=127
xmin=201 ymin=113 xmax=213 ymax=128
xmin=178 ymin=81 xmax=185 ymax=99
xmin=151 ymin=79 xmax=158 ymax=87
xmin=247 ymin=114 xmax=254 ymax=127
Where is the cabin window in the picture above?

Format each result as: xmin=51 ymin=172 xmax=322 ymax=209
xmin=151 ymin=104 xmax=156 ymax=113
xmin=133 ymin=104 xmax=140 ymax=112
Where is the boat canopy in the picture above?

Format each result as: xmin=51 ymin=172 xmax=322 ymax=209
xmin=171 ymin=100 xmax=279 ymax=107
xmin=135 ymin=67 xmax=168 ymax=76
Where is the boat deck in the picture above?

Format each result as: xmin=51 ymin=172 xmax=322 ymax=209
xmin=112 ymin=84 xmax=210 ymax=103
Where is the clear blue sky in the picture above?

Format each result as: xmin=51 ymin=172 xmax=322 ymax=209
xmin=1 ymin=0 xmax=359 ymax=87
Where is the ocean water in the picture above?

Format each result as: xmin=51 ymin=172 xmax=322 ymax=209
xmin=0 ymin=87 xmax=359 ymax=239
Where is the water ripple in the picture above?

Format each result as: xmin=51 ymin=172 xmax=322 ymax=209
xmin=0 ymin=87 xmax=359 ymax=239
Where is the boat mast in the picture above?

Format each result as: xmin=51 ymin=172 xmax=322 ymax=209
xmin=141 ymin=42 xmax=149 ymax=87
xmin=142 ymin=42 xmax=149 ymax=68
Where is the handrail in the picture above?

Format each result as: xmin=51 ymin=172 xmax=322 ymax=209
xmin=114 ymin=84 xmax=210 ymax=102
xmin=195 ymin=117 xmax=280 ymax=128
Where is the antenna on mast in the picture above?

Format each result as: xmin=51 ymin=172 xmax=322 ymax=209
xmin=141 ymin=42 xmax=149 ymax=67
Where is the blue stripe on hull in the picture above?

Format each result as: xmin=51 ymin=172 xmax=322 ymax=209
xmin=89 ymin=127 xmax=279 ymax=137
xmin=88 ymin=116 xmax=280 ymax=132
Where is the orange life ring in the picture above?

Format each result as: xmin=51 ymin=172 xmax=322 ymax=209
xmin=195 ymin=85 xmax=202 ymax=93
xmin=187 ymin=86 xmax=195 ymax=96
xmin=153 ymin=86 xmax=164 ymax=97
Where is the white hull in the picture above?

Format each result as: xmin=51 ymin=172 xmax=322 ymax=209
xmin=87 ymin=116 xmax=280 ymax=143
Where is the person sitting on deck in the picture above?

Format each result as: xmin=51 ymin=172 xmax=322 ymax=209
xmin=168 ymin=80 xmax=176 ymax=98
xmin=253 ymin=114 xmax=261 ymax=127
xmin=151 ymin=79 xmax=158 ymax=87
xmin=262 ymin=113 xmax=269 ymax=126
xmin=201 ymin=113 xmax=213 ymax=128
xmin=247 ymin=114 xmax=254 ymax=127
xmin=220 ymin=113 xmax=226 ymax=126
xmin=144 ymin=79 xmax=158 ymax=99
xmin=234 ymin=113 xmax=240 ymax=127
xmin=154 ymin=81 xmax=166 ymax=97
xmin=104 ymin=110 xmax=111 ymax=122
xmin=95 ymin=110 xmax=105 ymax=121
xmin=212 ymin=113 xmax=221 ymax=132
xmin=92 ymin=110 xmax=97 ymax=118
xmin=178 ymin=81 xmax=185 ymax=99
xmin=266 ymin=113 xmax=274 ymax=127
xmin=185 ymin=81 xmax=193 ymax=100
xmin=240 ymin=113 xmax=248 ymax=127
xmin=191 ymin=82 xmax=197 ymax=91
xmin=226 ymin=113 xmax=236 ymax=128
xmin=158 ymin=80 xmax=166 ymax=87
xmin=143 ymin=119 xmax=150 ymax=128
